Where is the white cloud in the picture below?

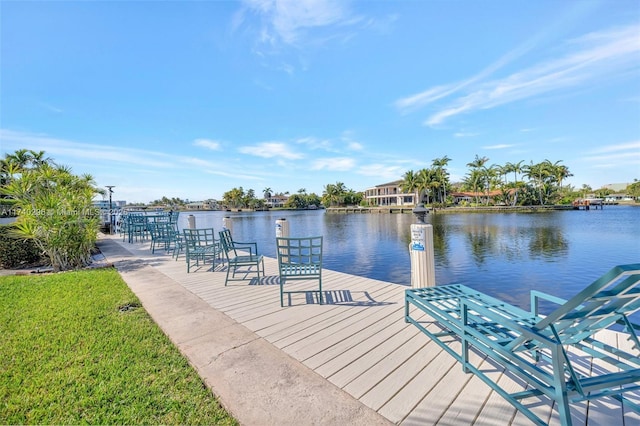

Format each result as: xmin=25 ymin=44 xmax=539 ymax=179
xmin=238 ymin=141 xmax=304 ymax=159
xmin=0 ymin=129 xmax=176 ymax=169
xmin=296 ymin=136 xmax=333 ymax=151
xmin=356 ymin=163 xmax=404 ymax=179
xmin=339 ymin=130 xmax=364 ymax=151
xmin=193 ymin=138 xmax=222 ymax=151
xmin=588 ymin=141 xmax=640 ymax=154
xmin=311 ymin=157 xmax=354 ymax=171
xmin=483 ymin=144 xmax=515 ymax=150
xmin=0 ymin=129 xmax=267 ymax=182
xmin=583 ymin=152 xmax=640 ymax=162
xmin=580 ymin=141 xmax=640 ymax=168
xmin=240 ymin=0 xmax=358 ymax=46
xmin=397 ymin=24 xmax=640 ymax=126
xmin=347 ymin=141 xmax=363 ymax=151
xmin=454 ymin=132 xmax=479 ymax=138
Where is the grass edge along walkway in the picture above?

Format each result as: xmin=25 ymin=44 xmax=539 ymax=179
xmin=0 ymin=268 xmax=237 ymax=425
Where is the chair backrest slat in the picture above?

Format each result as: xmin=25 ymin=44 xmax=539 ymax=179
xmin=535 ymin=264 xmax=640 ymax=331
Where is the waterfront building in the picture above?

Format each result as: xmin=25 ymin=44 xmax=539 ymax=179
xmin=265 ymin=195 xmax=288 ymax=208
xmin=364 ymin=180 xmax=416 ymax=207
xmin=186 ymin=199 xmax=219 ymax=210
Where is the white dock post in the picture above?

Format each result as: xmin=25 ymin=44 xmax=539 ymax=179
xmin=276 ymin=218 xmax=290 ymax=261
xmin=222 ymin=216 xmax=233 ymax=235
xmin=275 ymin=218 xmax=289 ymax=238
xmin=409 ymin=223 xmax=436 ymax=288
xmin=187 ymin=214 xmax=196 ymax=229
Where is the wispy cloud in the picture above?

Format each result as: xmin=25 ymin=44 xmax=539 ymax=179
xmin=356 ymin=163 xmax=404 ymax=179
xmin=38 ymin=102 xmax=63 ymax=113
xmin=340 ymin=131 xmax=364 ymax=151
xmin=483 ymin=144 xmax=515 ymax=150
xmin=0 ymin=129 xmax=176 ymax=169
xmin=454 ymin=131 xmax=479 ymax=138
xmin=238 ymin=141 xmax=304 ymax=159
xmin=238 ymin=0 xmax=360 ymax=47
xmin=581 ymin=141 xmax=640 ymax=166
xmin=396 ymin=24 xmax=640 ymax=127
xmin=311 ymin=157 xmax=355 ymax=171
xmin=588 ymin=141 xmax=640 ymax=154
xmin=394 ymin=21 xmax=547 ymax=113
xmin=193 ymin=138 xmax=222 ymax=151
xmin=0 ymin=129 xmax=267 ymax=180
xmin=296 ymin=136 xmax=333 ymax=151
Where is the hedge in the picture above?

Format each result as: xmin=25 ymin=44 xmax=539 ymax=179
xmin=0 ymin=224 xmax=46 ymax=269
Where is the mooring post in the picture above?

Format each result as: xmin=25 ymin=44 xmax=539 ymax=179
xmin=410 ymin=204 xmax=436 ymax=288
xmin=222 ymin=216 xmax=233 ymax=235
xmin=275 ymin=218 xmax=289 ymax=238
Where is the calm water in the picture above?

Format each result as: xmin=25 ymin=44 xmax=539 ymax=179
xmin=179 ymin=206 xmax=640 ymax=313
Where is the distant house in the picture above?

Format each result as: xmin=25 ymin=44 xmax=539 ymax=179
xmin=265 ymin=195 xmax=289 ymax=208
xmin=186 ymin=199 xmax=219 ymax=210
xmin=364 ymin=180 xmax=416 ymax=207
xmin=604 ymin=193 xmax=636 ymax=203
xmin=450 ymin=190 xmax=503 ymax=204
xmin=186 ymin=201 xmax=205 ymax=210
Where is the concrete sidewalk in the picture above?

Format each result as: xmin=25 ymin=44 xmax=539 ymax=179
xmin=97 ymin=237 xmax=391 ymax=426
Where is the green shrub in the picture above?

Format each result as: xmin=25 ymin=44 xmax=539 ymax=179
xmin=1 ymin=164 xmax=101 ymax=271
xmin=0 ymin=224 xmax=46 ymax=269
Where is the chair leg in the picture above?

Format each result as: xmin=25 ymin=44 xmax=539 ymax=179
xmin=319 ymin=278 xmax=323 ymax=305
xmin=225 ymin=265 xmax=231 ymax=286
xmin=280 ymin=277 xmax=285 ymax=307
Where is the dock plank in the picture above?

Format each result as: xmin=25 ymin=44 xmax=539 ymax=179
xmin=104 ymin=234 xmax=636 ymax=425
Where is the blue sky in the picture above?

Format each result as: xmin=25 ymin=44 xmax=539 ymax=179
xmin=1 ymin=0 xmax=639 ymax=204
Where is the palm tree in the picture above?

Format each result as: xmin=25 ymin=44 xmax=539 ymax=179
xmin=322 ymin=182 xmax=347 ymax=207
xmin=263 ymin=187 xmax=272 ymax=199
xmin=432 ymin=156 xmax=451 ymax=205
xmin=551 ymin=161 xmax=572 ymax=190
xmin=524 ymin=161 xmax=556 ymax=205
xmin=466 ymin=155 xmax=489 ymax=206
xmin=416 ymin=168 xmax=437 ymax=205
xmin=401 ymin=170 xmax=420 ymax=205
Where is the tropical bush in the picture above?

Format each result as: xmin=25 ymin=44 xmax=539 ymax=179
xmin=1 ymin=160 xmax=102 ymax=271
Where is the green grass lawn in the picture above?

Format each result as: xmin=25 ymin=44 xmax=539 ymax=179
xmin=0 ymin=268 xmax=237 ymax=425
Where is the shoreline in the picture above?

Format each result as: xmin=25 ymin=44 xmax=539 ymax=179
xmin=328 ymin=205 xmax=575 ymax=214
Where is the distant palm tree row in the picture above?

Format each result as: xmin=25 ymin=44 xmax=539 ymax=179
xmin=400 ymin=155 xmax=575 ymax=207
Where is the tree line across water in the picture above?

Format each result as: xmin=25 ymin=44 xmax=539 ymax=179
xmin=215 ymin=155 xmax=640 ymax=209
xmin=1 ymin=149 xmax=639 ymax=272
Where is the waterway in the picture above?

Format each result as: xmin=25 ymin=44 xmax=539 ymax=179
xmin=182 ymin=206 xmax=640 ymax=313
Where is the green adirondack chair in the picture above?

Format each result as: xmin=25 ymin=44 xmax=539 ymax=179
xmin=405 ymin=263 xmax=640 ymax=426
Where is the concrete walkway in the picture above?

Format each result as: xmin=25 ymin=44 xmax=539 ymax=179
xmin=96 ymin=237 xmax=391 ymax=426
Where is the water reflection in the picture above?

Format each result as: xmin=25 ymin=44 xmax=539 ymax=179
xmin=528 ymin=226 xmax=569 ymax=260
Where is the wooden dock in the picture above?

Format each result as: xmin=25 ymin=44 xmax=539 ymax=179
xmin=572 ymin=198 xmax=604 ymax=210
xmin=104 ymin=234 xmax=638 ymax=425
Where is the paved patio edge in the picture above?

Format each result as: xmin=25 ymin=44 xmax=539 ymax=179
xmin=97 ymin=237 xmax=392 ymax=426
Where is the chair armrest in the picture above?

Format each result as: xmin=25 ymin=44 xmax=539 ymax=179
xmin=230 ymin=242 xmax=257 ymax=255
xmin=530 ymin=290 xmax=568 ymax=316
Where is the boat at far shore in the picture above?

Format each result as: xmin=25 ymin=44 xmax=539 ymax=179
xmin=572 ymin=198 xmax=604 ymax=210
